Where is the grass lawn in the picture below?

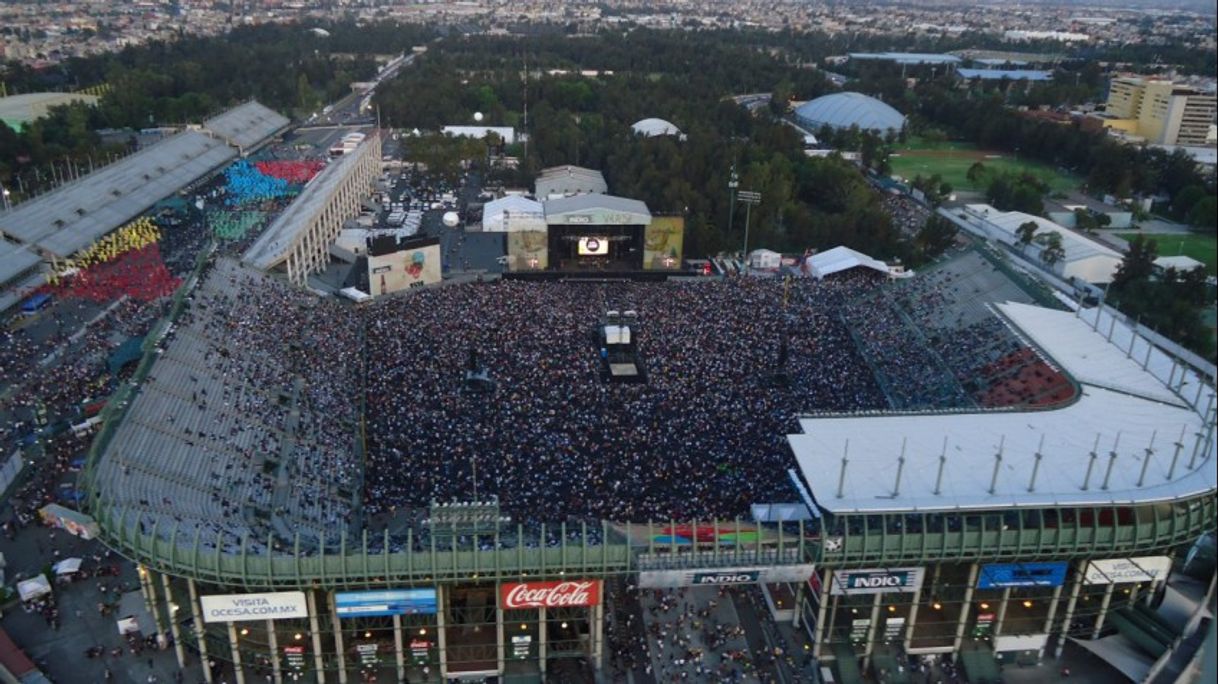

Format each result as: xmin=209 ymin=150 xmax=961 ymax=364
xmin=890 ymin=138 xmax=1079 ymax=194
xmin=1117 ymin=232 xmax=1218 ymax=275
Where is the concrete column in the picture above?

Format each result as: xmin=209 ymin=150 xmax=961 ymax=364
xmin=1092 ymin=583 xmax=1116 ymax=639
xmin=1038 ymin=583 xmax=1065 ymax=660
xmin=1128 ymin=584 xmax=1139 ymax=606
xmin=227 ymin=621 xmax=246 ymax=684
xmin=824 ymin=594 xmax=841 ymax=659
xmin=862 ymin=592 xmax=882 ymax=671
xmin=266 ymin=619 xmax=282 ymax=684
xmin=993 ymin=588 xmax=1013 ymax=637
xmin=591 ymin=601 xmax=604 ymax=671
xmin=436 ymin=585 xmax=448 ymax=679
xmin=138 ymin=567 xmax=168 ymax=641
xmin=393 ymin=614 xmax=405 ymax=684
xmin=813 ymin=569 xmax=832 ymax=659
xmin=539 ymin=606 xmax=548 ymax=675
xmin=1055 ymin=569 xmax=1084 ymax=659
xmin=328 ymin=591 xmax=348 ymax=684
xmin=160 ymin=573 xmax=187 ymax=670
xmin=792 ymin=581 xmax=806 ymax=628
xmin=187 ymin=578 xmax=213 ymax=684
xmin=903 ymin=582 xmax=922 ymax=652
xmin=952 ymin=564 xmax=980 ymax=653
xmin=495 ymin=590 xmax=505 ymax=675
xmin=1145 ymin=580 xmax=1159 ymax=607
xmin=306 ymin=590 xmax=327 ymax=684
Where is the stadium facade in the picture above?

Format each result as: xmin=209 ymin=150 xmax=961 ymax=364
xmin=78 ymin=244 xmax=1216 ymax=684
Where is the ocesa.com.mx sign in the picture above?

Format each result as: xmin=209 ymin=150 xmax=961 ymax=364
xmin=831 ymin=568 xmax=925 ymax=595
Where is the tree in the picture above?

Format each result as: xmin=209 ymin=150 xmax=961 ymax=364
xmin=915 ymin=215 xmax=958 ymax=260
xmin=1016 ymin=220 xmax=1038 ymax=255
xmin=966 ymin=161 xmax=986 ymax=185
xmin=1039 ymin=232 xmax=1065 ymax=267
xmin=1112 ymin=233 xmax=1158 ymax=291
xmin=1187 ymin=196 xmax=1216 ymax=233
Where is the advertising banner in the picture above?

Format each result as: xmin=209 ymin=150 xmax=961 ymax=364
xmin=830 ymin=568 xmax=925 ymax=595
xmin=506 ymin=231 xmax=548 ymax=271
xmin=643 ymin=216 xmax=684 ymax=270
xmin=638 ymin=565 xmax=816 ymax=589
xmin=850 ymin=618 xmax=871 ymax=643
xmin=368 ymin=242 xmax=441 ymax=296
xmin=974 ymin=612 xmax=995 ymax=638
xmin=200 ymin=591 xmax=308 ymax=623
xmin=409 ymin=639 xmax=430 ymax=664
xmin=501 ymin=581 xmax=602 ymax=609
xmin=283 ymin=645 xmax=306 ymax=672
xmin=1084 ymin=556 xmax=1172 ymax=585
xmin=335 ymin=589 xmax=438 ymax=617
xmin=511 ymin=635 xmax=532 ymax=659
xmin=884 ymin=617 xmax=905 ymax=642
xmin=355 ymin=643 xmax=378 ymax=668
xmin=978 ymin=562 xmax=1069 ymax=589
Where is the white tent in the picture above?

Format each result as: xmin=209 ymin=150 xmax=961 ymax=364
xmin=749 ymin=249 xmax=783 ymax=270
xmin=481 ymin=196 xmax=545 ymax=232
xmin=807 ymin=246 xmax=891 ymax=279
xmin=54 ymin=557 xmax=83 ymax=575
xmin=17 ymin=575 xmax=52 ymax=601
xmin=631 ymin=118 xmax=685 ymax=139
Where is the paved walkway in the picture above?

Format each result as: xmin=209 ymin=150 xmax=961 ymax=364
xmin=639 ymin=586 xmax=761 ymax=682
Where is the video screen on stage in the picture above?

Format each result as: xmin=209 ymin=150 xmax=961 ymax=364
xmin=643 ymin=216 xmax=685 ymax=270
xmin=578 ymin=236 xmax=610 ymax=256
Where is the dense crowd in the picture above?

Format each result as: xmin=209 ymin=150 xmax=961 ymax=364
xmin=363 ymin=275 xmax=887 ymax=524
xmin=882 ymin=193 xmax=932 ymax=237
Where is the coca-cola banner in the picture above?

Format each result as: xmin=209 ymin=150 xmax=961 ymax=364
xmin=500 ymin=580 xmax=603 ymax=609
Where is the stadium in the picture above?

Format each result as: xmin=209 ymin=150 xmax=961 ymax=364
xmin=77 ymin=205 xmax=1217 ymax=684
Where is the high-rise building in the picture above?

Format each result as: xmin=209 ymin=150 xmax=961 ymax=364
xmin=1101 ymin=76 xmax=1217 ymax=146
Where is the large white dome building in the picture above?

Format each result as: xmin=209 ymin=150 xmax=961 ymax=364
xmin=793 ymin=92 xmax=905 ymax=133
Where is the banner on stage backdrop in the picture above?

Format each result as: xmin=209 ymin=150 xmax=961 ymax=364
xmin=978 ymin=562 xmax=1069 ymax=589
xmin=830 ymin=567 xmax=924 ymax=595
xmin=638 ymin=564 xmax=816 ymax=588
xmin=1084 ymin=556 xmax=1172 ymax=585
xmin=335 ymin=589 xmax=438 ymax=617
xmin=200 ymin=591 xmax=308 ymax=623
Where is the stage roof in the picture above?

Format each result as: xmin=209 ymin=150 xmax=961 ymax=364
xmin=0 ymin=131 xmax=236 ymax=258
xmin=544 ymin=193 xmax=651 ymax=226
xmin=535 ymin=165 xmax=607 ymax=198
xmin=789 ymin=302 xmax=1215 ymax=515
xmin=203 ymin=100 xmax=290 ymax=151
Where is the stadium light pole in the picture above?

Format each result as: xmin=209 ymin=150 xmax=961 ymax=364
xmin=727 ymin=164 xmax=738 ymax=245
xmin=738 ymin=190 xmax=761 ymax=274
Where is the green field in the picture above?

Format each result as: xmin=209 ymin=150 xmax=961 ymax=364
xmin=1117 ymin=232 xmax=1218 ymax=275
xmin=890 ymin=137 xmax=1079 ymax=193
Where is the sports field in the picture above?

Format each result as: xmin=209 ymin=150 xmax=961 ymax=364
xmin=890 ymin=137 xmax=1080 ymax=193
xmin=1117 ymin=232 xmax=1217 ymax=275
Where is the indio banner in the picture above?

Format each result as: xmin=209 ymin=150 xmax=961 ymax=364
xmin=643 ymin=216 xmax=684 ymax=270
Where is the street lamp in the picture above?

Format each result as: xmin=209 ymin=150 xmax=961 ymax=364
xmin=737 ymin=190 xmax=761 ymax=273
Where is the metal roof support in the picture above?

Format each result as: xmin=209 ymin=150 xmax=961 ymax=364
xmin=1028 ymin=435 xmax=1045 ymax=492
xmin=1107 ymin=312 xmax=1118 ymax=343
xmin=933 ymin=438 xmax=948 ymax=496
xmin=988 ymin=436 xmax=1005 ymax=495
xmin=1168 ymin=425 xmax=1187 ymax=481
xmin=1142 ymin=339 xmax=1154 ymax=370
xmin=1137 ymin=431 xmax=1157 ymax=487
xmin=893 ymin=439 xmax=907 ymax=497
xmin=1101 ymin=433 xmax=1121 ymax=491
xmin=836 ymin=440 xmax=849 ymax=499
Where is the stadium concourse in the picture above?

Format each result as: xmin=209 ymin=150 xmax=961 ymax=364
xmin=72 ymin=217 xmax=1217 ymax=684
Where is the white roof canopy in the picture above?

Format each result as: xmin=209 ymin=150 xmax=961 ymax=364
xmin=808 ymin=246 xmax=890 ymax=279
xmin=790 ymin=302 xmax=1216 ymax=514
